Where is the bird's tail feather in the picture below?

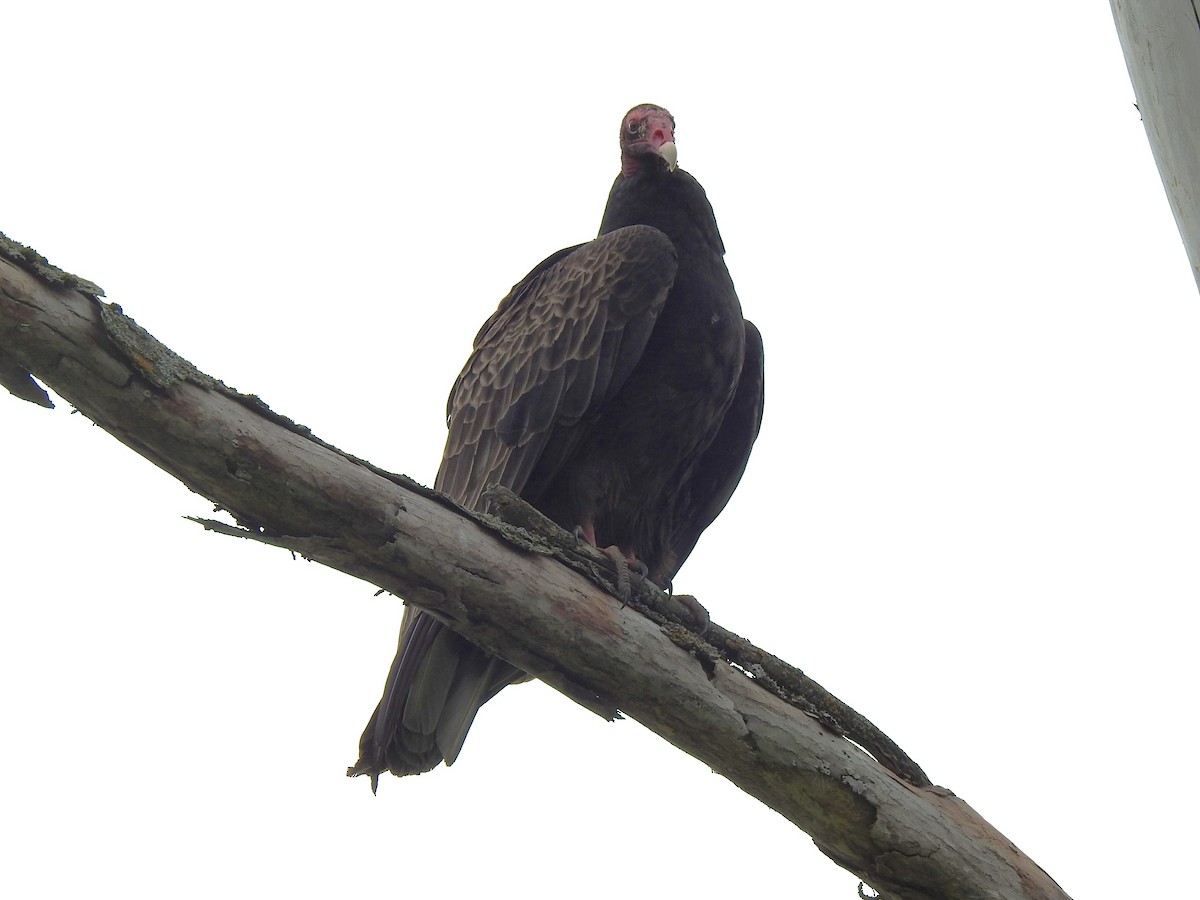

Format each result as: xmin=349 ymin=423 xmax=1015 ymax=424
xmin=348 ymin=612 xmax=522 ymax=787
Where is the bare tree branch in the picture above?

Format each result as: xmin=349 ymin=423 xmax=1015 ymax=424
xmin=0 ymin=238 xmax=1071 ymax=900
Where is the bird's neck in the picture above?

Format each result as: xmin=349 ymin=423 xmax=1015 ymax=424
xmin=599 ymin=169 xmax=724 ymax=259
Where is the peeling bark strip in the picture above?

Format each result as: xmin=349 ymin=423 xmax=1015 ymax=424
xmin=481 ymin=484 xmax=933 ymax=789
xmin=0 ymin=240 xmax=1071 ymax=899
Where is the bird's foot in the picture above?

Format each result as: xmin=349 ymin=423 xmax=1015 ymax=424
xmin=574 ymin=524 xmax=648 ymax=604
xmin=599 ymin=546 xmax=648 ymax=604
xmin=602 ymin=545 xmax=633 ymax=602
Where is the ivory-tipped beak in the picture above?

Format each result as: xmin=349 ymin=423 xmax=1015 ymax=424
xmin=660 ymin=141 xmax=678 ymax=172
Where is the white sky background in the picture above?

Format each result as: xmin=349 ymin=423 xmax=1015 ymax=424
xmin=2 ymin=3 xmax=1196 ymax=897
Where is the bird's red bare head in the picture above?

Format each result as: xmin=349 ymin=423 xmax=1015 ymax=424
xmin=620 ymin=104 xmax=677 ymax=177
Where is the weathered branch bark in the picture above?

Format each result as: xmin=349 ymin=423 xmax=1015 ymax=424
xmin=1109 ymin=0 xmax=1200 ymax=292
xmin=0 ymin=239 xmax=1071 ymax=900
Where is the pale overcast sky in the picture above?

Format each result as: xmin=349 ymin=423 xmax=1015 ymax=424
xmin=3 ymin=4 xmax=1196 ymax=898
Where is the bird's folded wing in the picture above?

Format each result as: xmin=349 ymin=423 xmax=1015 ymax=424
xmin=664 ymin=319 xmax=765 ymax=575
xmin=435 ymin=224 xmax=678 ymax=510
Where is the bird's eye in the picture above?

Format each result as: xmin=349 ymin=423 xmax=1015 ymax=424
xmin=628 ymin=120 xmax=644 ymax=136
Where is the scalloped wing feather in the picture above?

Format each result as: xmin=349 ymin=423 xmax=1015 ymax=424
xmin=435 ymin=224 xmax=677 ymax=511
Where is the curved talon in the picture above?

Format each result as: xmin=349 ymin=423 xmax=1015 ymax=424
xmin=602 ymin=545 xmax=632 ymax=603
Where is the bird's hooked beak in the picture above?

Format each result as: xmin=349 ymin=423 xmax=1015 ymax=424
xmin=660 ymin=141 xmax=678 ymax=172
xmin=641 ymin=110 xmax=678 ymax=172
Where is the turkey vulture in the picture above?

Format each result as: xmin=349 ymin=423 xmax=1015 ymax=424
xmin=349 ymin=104 xmax=765 ymax=788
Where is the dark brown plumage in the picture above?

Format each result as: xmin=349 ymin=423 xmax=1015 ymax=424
xmin=349 ymin=104 xmax=764 ymax=788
